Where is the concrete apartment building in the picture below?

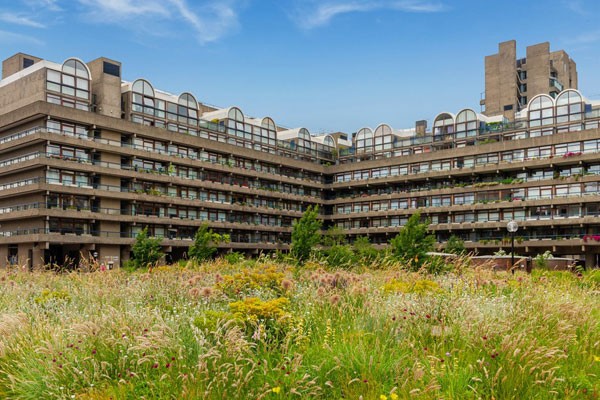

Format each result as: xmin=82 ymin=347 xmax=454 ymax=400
xmin=482 ymin=40 xmax=577 ymax=118
xmin=1 ymin=40 xmax=600 ymax=269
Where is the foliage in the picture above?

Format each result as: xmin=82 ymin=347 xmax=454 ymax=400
xmin=228 ymin=297 xmax=290 ymax=322
xmin=323 ymin=245 xmax=355 ymax=268
xmin=131 ymin=227 xmax=164 ymax=269
xmin=322 ymin=225 xmax=346 ymax=247
xmin=214 ymin=264 xmax=286 ymax=297
xmin=389 ymin=213 xmax=435 ymax=270
xmin=223 ymin=252 xmax=245 ymax=265
xmin=290 ymin=205 xmax=322 ymax=263
xmin=445 ymin=235 xmax=466 ymax=255
xmin=33 ymin=290 xmax=71 ymax=304
xmin=188 ymin=223 xmax=230 ymax=262
xmin=2 ymin=260 xmax=600 ymax=399
xmin=353 ymin=235 xmax=381 ymax=264
xmin=382 ymin=279 xmax=440 ymax=294
xmin=534 ymin=250 xmax=554 ymax=269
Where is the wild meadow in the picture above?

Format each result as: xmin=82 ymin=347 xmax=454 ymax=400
xmin=1 ymin=257 xmax=600 ymax=400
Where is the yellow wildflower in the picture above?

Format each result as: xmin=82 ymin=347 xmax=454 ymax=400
xmin=391 ymin=394 xmax=398 ymax=400
xmin=594 ymin=355 xmax=600 ymax=362
xmin=380 ymin=395 xmax=388 ymax=400
xmin=272 ymin=386 xmax=281 ymax=394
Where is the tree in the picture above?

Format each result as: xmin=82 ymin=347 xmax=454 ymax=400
xmin=389 ymin=213 xmax=435 ymax=270
xmin=131 ymin=227 xmax=164 ymax=268
xmin=189 ymin=223 xmax=230 ymax=262
xmin=290 ymin=205 xmax=322 ymax=263
xmin=322 ymin=225 xmax=346 ymax=247
xmin=445 ymin=235 xmax=466 ymax=255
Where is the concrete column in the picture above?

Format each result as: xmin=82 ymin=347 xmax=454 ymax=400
xmin=0 ymin=245 xmax=8 ymax=269
xmin=585 ymin=252 xmax=597 ymax=270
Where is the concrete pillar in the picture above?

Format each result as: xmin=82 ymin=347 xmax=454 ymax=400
xmin=32 ymin=245 xmax=45 ymax=270
xmin=585 ymin=252 xmax=597 ymax=270
xmin=0 ymin=245 xmax=8 ymax=268
xmin=99 ymin=244 xmax=121 ymax=269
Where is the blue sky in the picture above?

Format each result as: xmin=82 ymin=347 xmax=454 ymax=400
xmin=1 ymin=0 xmax=600 ymax=133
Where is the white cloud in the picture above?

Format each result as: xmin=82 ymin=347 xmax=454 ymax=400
xmin=564 ymin=30 xmax=600 ymax=45
xmin=77 ymin=0 xmax=240 ymax=44
xmin=292 ymin=0 xmax=445 ymax=29
xmin=0 ymin=11 xmax=45 ymax=27
xmin=0 ymin=29 xmax=44 ymax=45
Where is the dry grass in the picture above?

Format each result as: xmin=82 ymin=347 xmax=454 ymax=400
xmin=0 ymin=261 xmax=599 ymax=399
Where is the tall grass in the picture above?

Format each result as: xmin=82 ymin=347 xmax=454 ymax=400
xmin=0 ymin=260 xmax=599 ymax=399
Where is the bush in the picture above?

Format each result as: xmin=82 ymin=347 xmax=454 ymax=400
xmin=353 ymin=236 xmax=381 ymax=264
xmin=290 ymin=206 xmax=322 ymax=263
xmin=224 ymin=252 xmax=245 ymax=264
xmin=131 ymin=227 xmax=164 ymax=269
xmin=445 ymin=235 xmax=466 ymax=255
xmin=322 ymin=225 xmax=346 ymax=247
xmin=534 ymin=251 xmax=554 ymax=269
xmin=188 ymin=223 xmax=230 ymax=262
xmin=389 ymin=213 xmax=435 ymax=270
xmin=324 ymin=245 xmax=355 ymax=268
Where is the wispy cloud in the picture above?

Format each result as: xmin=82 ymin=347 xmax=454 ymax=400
xmin=562 ymin=0 xmax=588 ymax=16
xmin=292 ymin=0 xmax=445 ymax=29
xmin=0 ymin=11 xmax=45 ymax=27
xmin=0 ymin=29 xmax=44 ymax=45
xmin=77 ymin=0 xmax=240 ymax=44
xmin=564 ymin=30 xmax=600 ymax=45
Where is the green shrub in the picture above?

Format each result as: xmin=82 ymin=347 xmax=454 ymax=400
xmin=188 ymin=223 xmax=230 ymax=262
xmin=224 ymin=252 xmax=245 ymax=264
xmin=290 ymin=205 xmax=322 ymax=263
xmin=131 ymin=227 xmax=164 ymax=269
xmin=353 ymin=235 xmax=381 ymax=264
xmin=534 ymin=251 xmax=554 ymax=269
xmin=389 ymin=213 xmax=435 ymax=271
xmin=324 ymin=245 xmax=355 ymax=268
xmin=445 ymin=235 xmax=466 ymax=255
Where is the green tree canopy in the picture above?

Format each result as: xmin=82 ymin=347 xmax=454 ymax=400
xmin=131 ymin=227 xmax=164 ymax=268
xmin=188 ymin=223 xmax=230 ymax=262
xmin=389 ymin=213 xmax=435 ymax=270
xmin=290 ymin=205 xmax=322 ymax=263
xmin=322 ymin=225 xmax=346 ymax=247
xmin=445 ymin=235 xmax=466 ymax=255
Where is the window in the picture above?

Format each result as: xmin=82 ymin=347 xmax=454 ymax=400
xmin=103 ymin=61 xmax=120 ymax=77
xmin=47 ymin=66 xmax=90 ymax=102
xmin=556 ymin=90 xmax=583 ymax=124
xmin=504 ymin=104 xmax=513 ymax=111
xmin=528 ymin=94 xmax=554 ymax=127
xmin=23 ymin=58 xmax=34 ymax=68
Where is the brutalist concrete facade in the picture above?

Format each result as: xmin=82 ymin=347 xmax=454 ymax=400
xmin=1 ymin=42 xmax=600 ymax=269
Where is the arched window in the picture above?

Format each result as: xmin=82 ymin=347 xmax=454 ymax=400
xmin=228 ymin=107 xmax=244 ymax=122
xmin=374 ymin=124 xmax=393 ymax=151
xmin=45 ymin=58 xmax=90 ymax=106
xmin=261 ymin=118 xmax=277 ymax=144
xmin=131 ymin=79 xmax=158 ymax=117
xmin=132 ymin=79 xmax=154 ymax=97
xmin=433 ymin=113 xmax=455 ymax=138
xmin=528 ymin=94 xmax=554 ymax=127
xmin=298 ymin=128 xmax=313 ymax=154
xmin=324 ymin=135 xmax=335 ymax=148
xmin=178 ymin=93 xmax=197 ymax=109
xmin=62 ymin=58 xmax=89 ymax=79
xmin=455 ymin=109 xmax=478 ymax=138
xmin=355 ymin=127 xmax=373 ymax=153
xmin=556 ymin=90 xmax=583 ymax=124
xmin=262 ymin=117 xmax=276 ymax=131
xmin=176 ymin=93 xmax=198 ymax=125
